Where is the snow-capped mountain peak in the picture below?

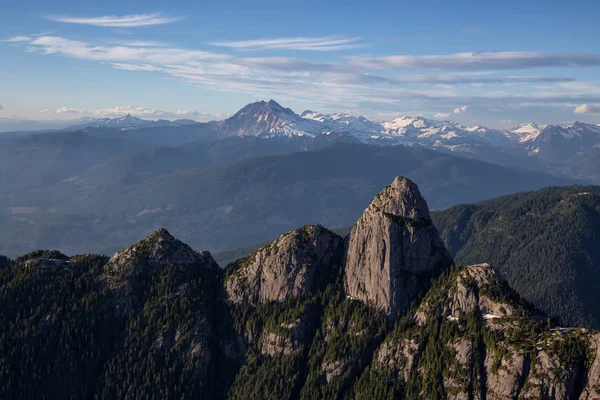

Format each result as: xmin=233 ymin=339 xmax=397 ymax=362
xmin=214 ymin=100 xmax=600 ymax=159
xmin=217 ymin=100 xmax=322 ymax=138
xmin=381 ymin=116 xmax=432 ymax=130
xmin=510 ymin=123 xmax=542 ymax=143
xmin=300 ymin=110 xmax=328 ymax=122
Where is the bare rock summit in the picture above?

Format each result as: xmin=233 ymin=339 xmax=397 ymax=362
xmin=225 ymin=224 xmax=344 ymax=305
xmin=345 ymin=176 xmax=452 ymax=319
xmin=104 ymin=228 xmax=218 ymax=279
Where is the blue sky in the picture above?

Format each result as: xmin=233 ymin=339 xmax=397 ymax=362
xmin=1 ymin=0 xmax=600 ymax=127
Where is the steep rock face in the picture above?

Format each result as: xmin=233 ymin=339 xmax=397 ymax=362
xmin=345 ymin=176 xmax=452 ymax=318
xmin=519 ymin=340 xmax=583 ymax=400
xmin=260 ymin=318 xmax=309 ymax=357
xmin=484 ymin=344 xmax=528 ymax=400
xmin=375 ymin=338 xmax=419 ymax=382
xmin=225 ymin=225 xmax=344 ymax=305
xmin=582 ymin=333 xmax=600 ymax=399
xmin=104 ymin=228 xmax=218 ymax=280
xmin=444 ymin=338 xmax=480 ymax=400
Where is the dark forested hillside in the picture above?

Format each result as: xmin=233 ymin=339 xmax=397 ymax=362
xmin=0 ymin=232 xmax=239 ymax=400
xmin=432 ymin=185 xmax=600 ymax=329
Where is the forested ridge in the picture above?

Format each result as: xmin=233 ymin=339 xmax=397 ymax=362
xmin=432 ymin=185 xmax=600 ymax=329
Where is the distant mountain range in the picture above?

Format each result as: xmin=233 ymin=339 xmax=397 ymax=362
xmin=4 ymin=100 xmax=599 ymax=162
xmin=65 ymin=114 xmax=198 ymax=131
xmin=213 ymin=100 xmax=600 ymax=163
xmin=0 ymin=99 xmax=599 ymax=257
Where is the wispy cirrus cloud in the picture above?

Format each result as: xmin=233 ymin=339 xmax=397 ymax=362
xmin=46 ymin=12 xmax=183 ymax=28
xmin=28 ymin=36 xmax=227 ymax=63
xmin=9 ymin=33 xmax=600 ymax=123
xmin=3 ymin=35 xmax=31 ymax=43
xmin=110 ymin=40 xmax=169 ymax=47
xmin=110 ymin=63 xmax=163 ymax=71
xmin=209 ymin=36 xmax=363 ymax=51
xmin=347 ymin=52 xmax=600 ymax=71
xmin=346 ymin=74 xmax=576 ymax=86
xmin=574 ymin=104 xmax=600 ymax=114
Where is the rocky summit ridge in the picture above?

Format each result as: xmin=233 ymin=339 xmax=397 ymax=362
xmin=225 ymin=224 xmax=344 ymax=305
xmin=104 ymin=227 xmax=218 ymax=280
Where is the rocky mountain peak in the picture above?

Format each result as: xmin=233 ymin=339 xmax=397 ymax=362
xmin=414 ymin=263 xmax=525 ymax=327
xmin=371 ymin=176 xmax=430 ymax=220
xmin=345 ymin=176 xmax=452 ymax=319
xmin=216 ymin=99 xmax=317 ymax=137
xmin=104 ymin=228 xmax=218 ymax=280
xmin=225 ymin=224 xmax=344 ymax=305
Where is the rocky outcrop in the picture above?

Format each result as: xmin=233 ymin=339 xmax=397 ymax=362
xmin=519 ymin=345 xmax=583 ymax=400
xmin=321 ymin=360 xmax=350 ymax=384
xmin=375 ymin=338 xmax=419 ymax=382
xmin=225 ymin=225 xmax=344 ymax=305
xmin=414 ymin=263 xmax=520 ymax=327
xmin=19 ymin=250 xmax=71 ymax=270
xmin=259 ymin=318 xmax=310 ymax=357
xmin=444 ymin=339 xmax=479 ymax=400
xmin=104 ymin=228 xmax=218 ymax=280
xmin=582 ymin=334 xmax=600 ymax=399
xmin=484 ymin=344 xmax=528 ymax=400
xmin=345 ymin=176 xmax=452 ymax=319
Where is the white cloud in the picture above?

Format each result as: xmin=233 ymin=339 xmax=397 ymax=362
xmin=111 ymin=40 xmax=169 ymax=47
xmin=48 ymin=105 xmax=226 ymax=121
xmin=111 ymin=63 xmax=163 ymax=72
xmin=210 ymin=36 xmax=363 ymax=51
xmin=347 ymin=51 xmax=600 ymax=71
xmin=28 ymin=36 xmax=227 ymax=64
xmin=13 ymin=33 xmax=600 ymax=120
xmin=453 ymin=105 xmax=468 ymax=114
xmin=47 ymin=13 xmax=183 ymax=28
xmin=3 ymin=35 xmax=31 ymax=43
xmin=434 ymin=112 xmax=450 ymax=118
xmin=574 ymin=104 xmax=600 ymax=114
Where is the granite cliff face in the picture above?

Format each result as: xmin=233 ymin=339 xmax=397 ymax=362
xmin=225 ymin=224 xmax=344 ymax=305
xmin=345 ymin=176 xmax=452 ymax=318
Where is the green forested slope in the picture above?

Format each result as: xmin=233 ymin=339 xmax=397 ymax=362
xmin=0 ymin=243 xmax=237 ymax=399
xmin=432 ymin=185 xmax=600 ymax=328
